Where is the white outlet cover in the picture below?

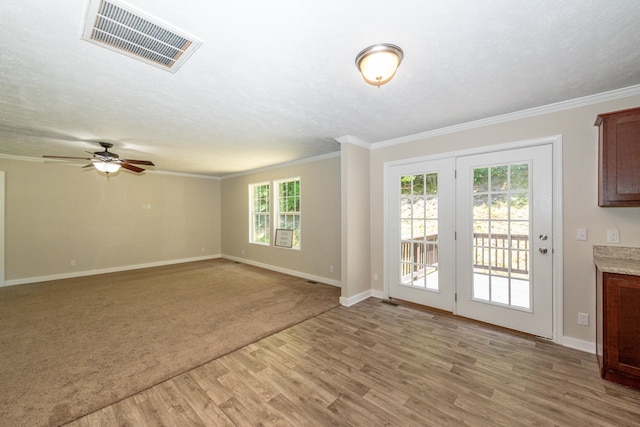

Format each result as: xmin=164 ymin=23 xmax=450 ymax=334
xmin=578 ymin=312 xmax=589 ymax=326
xmin=607 ymin=229 xmax=620 ymax=243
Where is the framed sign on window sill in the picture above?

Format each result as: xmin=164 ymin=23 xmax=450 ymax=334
xmin=274 ymin=229 xmax=293 ymax=248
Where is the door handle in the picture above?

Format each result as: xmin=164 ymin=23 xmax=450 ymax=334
xmin=539 ymin=247 xmax=548 ymax=254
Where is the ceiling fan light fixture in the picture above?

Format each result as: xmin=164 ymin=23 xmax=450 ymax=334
xmin=355 ymin=43 xmax=404 ymax=87
xmin=43 ymin=141 xmax=153 ymax=175
xmin=94 ymin=161 xmax=121 ymax=173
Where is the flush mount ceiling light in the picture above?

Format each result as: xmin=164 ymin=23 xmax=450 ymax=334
xmin=355 ymin=43 xmax=404 ymax=87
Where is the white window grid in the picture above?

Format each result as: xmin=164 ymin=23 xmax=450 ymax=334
xmin=274 ymin=177 xmax=301 ymax=249
xmin=249 ymin=182 xmax=270 ymax=245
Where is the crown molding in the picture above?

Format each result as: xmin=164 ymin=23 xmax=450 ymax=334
xmin=145 ymin=169 xmax=220 ymax=180
xmin=0 ymin=153 xmax=221 ymax=179
xmin=221 ymin=151 xmax=341 ymax=179
xmin=335 ymin=135 xmax=370 ymax=149
xmin=0 ymin=153 xmax=46 ymax=163
xmin=1 ymin=150 xmax=342 ymax=180
xmin=372 ymin=84 xmax=640 ymax=149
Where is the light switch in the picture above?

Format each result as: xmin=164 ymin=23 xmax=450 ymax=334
xmin=576 ymin=228 xmax=588 ymax=241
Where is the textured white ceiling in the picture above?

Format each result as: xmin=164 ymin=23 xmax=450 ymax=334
xmin=1 ymin=0 xmax=640 ymax=176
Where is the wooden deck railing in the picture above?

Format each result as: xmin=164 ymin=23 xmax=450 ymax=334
xmin=401 ymin=234 xmax=438 ymax=278
xmin=472 ymin=233 xmax=529 ymax=274
xmin=401 ymin=233 xmax=529 ymax=278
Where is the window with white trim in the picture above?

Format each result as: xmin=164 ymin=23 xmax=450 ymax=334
xmin=275 ymin=178 xmax=301 ymax=249
xmin=249 ymin=182 xmax=270 ymax=245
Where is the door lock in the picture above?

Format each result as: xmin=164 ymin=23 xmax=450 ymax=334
xmin=539 ymin=247 xmax=548 ymax=254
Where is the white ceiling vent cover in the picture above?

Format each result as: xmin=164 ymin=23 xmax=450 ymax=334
xmin=81 ymin=0 xmax=201 ymax=73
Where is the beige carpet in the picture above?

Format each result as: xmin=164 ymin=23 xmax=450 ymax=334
xmin=0 ymin=259 xmax=340 ymax=426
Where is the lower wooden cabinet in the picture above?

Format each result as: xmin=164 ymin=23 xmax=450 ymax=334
xmin=596 ymin=269 xmax=640 ymax=389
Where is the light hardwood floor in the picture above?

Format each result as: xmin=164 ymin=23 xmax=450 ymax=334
xmin=66 ymin=298 xmax=640 ymax=426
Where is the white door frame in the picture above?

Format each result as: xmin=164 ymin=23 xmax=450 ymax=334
xmin=0 ymin=171 xmax=4 ymax=286
xmin=383 ymin=135 xmax=563 ymax=343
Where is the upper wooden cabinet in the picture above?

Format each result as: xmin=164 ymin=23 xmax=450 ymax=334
xmin=595 ymin=107 xmax=640 ymax=207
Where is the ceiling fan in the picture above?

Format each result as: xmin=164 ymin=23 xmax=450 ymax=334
xmin=43 ymin=142 xmax=155 ymax=173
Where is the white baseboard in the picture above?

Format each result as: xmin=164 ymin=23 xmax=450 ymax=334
xmin=339 ymin=289 xmax=372 ymax=307
xmin=2 ymin=254 xmax=223 ymax=288
xmin=371 ymin=289 xmax=386 ymax=299
xmin=561 ymin=336 xmax=596 ymax=354
xmin=222 ymin=255 xmax=342 ymax=288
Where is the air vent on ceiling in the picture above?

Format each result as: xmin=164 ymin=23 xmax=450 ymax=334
xmin=81 ymin=0 xmax=202 ymax=73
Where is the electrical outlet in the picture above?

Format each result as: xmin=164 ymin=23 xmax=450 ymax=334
xmin=578 ymin=312 xmax=589 ymax=326
xmin=70 ymin=260 xmax=76 ymax=267
xmin=329 ymin=265 xmax=334 ymax=273
xmin=607 ymin=229 xmax=620 ymax=243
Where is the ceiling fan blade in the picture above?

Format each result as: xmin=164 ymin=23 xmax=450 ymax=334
xmin=121 ymin=162 xmax=145 ymax=173
xmin=82 ymin=163 xmax=95 ymax=169
xmin=121 ymin=159 xmax=155 ymax=166
xmin=43 ymin=155 xmax=92 ymax=160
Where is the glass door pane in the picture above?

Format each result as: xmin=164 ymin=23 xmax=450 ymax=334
xmin=471 ymin=163 xmax=531 ymax=310
xmin=400 ymin=173 xmax=439 ymax=291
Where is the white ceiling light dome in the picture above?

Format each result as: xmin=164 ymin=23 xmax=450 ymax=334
xmin=93 ymin=161 xmax=121 ymax=173
xmin=355 ymin=43 xmax=404 ymax=87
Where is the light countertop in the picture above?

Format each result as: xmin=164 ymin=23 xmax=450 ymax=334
xmin=593 ymin=245 xmax=640 ymax=276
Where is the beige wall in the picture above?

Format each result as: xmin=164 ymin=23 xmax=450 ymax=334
xmin=1 ymin=157 xmax=221 ymax=283
xmin=220 ymin=154 xmax=341 ymax=284
xmin=341 ymin=142 xmax=371 ymax=301
xmin=369 ymin=94 xmax=640 ymax=345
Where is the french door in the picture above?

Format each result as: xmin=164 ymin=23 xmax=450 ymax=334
xmin=456 ymin=145 xmax=553 ymax=338
xmin=388 ymin=144 xmax=554 ymax=338
xmin=388 ymin=158 xmax=454 ymax=311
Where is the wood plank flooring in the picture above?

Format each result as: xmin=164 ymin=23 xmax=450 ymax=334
xmin=65 ymin=298 xmax=640 ymax=426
